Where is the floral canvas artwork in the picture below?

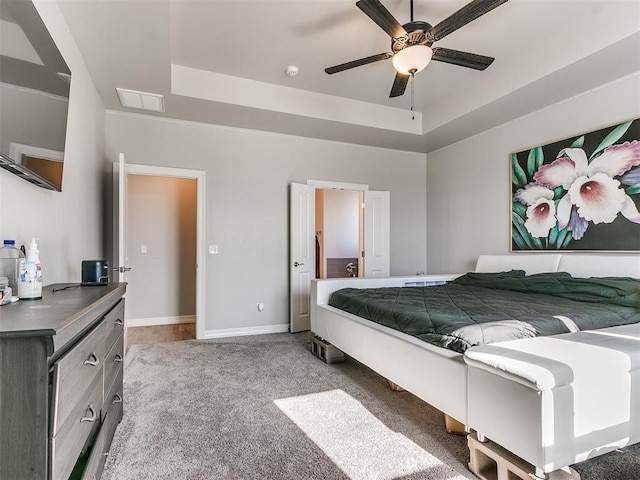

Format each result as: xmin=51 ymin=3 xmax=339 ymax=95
xmin=511 ymin=119 xmax=640 ymax=251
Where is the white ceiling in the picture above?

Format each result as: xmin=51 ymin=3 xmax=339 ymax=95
xmin=57 ymin=0 xmax=640 ymax=153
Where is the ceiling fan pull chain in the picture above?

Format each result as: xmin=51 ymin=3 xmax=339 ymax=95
xmin=411 ymin=72 xmax=415 ymax=120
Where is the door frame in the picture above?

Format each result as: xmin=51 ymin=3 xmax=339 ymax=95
xmin=308 ymin=179 xmax=369 ymax=279
xmin=307 ymin=179 xmax=369 ymax=192
xmin=124 ymin=163 xmax=206 ymax=340
xmin=291 ymin=179 xmax=390 ymax=332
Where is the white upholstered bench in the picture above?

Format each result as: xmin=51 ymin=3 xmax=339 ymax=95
xmin=464 ymin=322 xmax=640 ymax=478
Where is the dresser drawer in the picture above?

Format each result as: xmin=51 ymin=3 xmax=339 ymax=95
xmin=104 ymin=368 xmax=124 ymax=430
xmin=80 ymin=420 xmax=105 ymax=480
xmin=103 ymin=332 xmax=124 ymax=409
xmin=82 ymin=386 xmax=123 ymax=480
xmin=104 ymin=300 xmax=125 ymax=352
xmin=51 ymin=319 xmax=108 ymax=435
xmin=105 ymin=366 xmax=123 ymax=411
xmin=50 ymin=372 xmax=103 ymax=480
xmin=84 ymin=371 xmax=123 ymax=480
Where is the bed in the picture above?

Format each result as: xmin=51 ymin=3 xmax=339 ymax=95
xmin=327 ymin=271 xmax=640 ymax=353
xmin=310 ymin=254 xmax=640 ymax=477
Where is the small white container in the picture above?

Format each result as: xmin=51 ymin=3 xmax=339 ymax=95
xmin=18 ymin=238 xmax=42 ymax=300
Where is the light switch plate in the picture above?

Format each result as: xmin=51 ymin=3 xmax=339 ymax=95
xmin=141 ymin=245 xmax=147 ymax=254
xmin=209 ymin=245 xmax=219 ymax=254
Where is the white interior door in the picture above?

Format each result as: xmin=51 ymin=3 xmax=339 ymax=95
xmin=112 ymin=153 xmax=132 ymax=282
xmin=289 ymin=182 xmax=316 ymax=333
xmin=363 ymin=190 xmax=390 ymax=277
xmin=112 ymin=153 xmax=131 ymax=346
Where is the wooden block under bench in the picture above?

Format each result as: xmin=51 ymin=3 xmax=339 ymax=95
xmin=468 ymin=433 xmax=580 ymax=480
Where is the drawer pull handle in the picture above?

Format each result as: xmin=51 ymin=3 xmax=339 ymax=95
xmin=114 ymin=354 xmax=123 ymax=363
xmin=113 ymin=393 xmax=123 ymax=404
xmin=83 ymin=352 xmax=100 ymax=366
xmin=115 ymin=318 xmax=124 ymax=326
xmin=80 ymin=405 xmax=97 ymax=423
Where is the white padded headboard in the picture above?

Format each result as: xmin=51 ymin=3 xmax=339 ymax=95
xmin=475 ymin=254 xmax=561 ymax=275
xmin=558 ymin=254 xmax=640 ymax=279
xmin=475 ymin=254 xmax=640 ymax=278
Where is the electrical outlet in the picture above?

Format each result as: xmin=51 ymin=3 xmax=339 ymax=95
xmin=209 ymin=245 xmax=219 ymax=254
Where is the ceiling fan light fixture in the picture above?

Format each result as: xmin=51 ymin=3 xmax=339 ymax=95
xmin=392 ymin=45 xmax=433 ymax=75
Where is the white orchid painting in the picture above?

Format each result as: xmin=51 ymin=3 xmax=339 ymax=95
xmin=511 ymin=119 xmax=640 ymax=251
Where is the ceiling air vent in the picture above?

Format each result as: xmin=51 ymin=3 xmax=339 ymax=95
xmin=116 ymin=88 xmax=165 ymax=112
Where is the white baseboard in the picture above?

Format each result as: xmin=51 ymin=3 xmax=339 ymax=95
xmin=203 ymin=323 xmax=289 ymax=339
xmin=127 ymin=315 xmax=195 ymax=328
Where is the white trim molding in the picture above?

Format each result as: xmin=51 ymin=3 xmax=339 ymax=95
xmin=307 ymin=179 xmax=369 ymax=191
xmin=127 ymin=315 xmax=196 ymax=328
xmin=203 ymin=323 xmax=289 ymax=339
xmin=9 ymin=142 xmax=63 ymax=163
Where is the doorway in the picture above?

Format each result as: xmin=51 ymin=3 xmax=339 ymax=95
xmin=125 ymin=174 xmax=197 ymax=341
xmin=315 ymin=188 xmax=362 ymax=279
xmin=290 ymin=181 xmax=390 ymax=333
xmin=113 ymin=160 xmax=206 ymax=341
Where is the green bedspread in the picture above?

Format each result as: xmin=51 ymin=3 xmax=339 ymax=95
xmin=327 ymin=271 xmax=640 ymax=353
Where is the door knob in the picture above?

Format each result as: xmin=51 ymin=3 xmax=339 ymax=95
xmin=293 ymin=262 xmax=305 ymax=267
xmin=112 ymin=266 xmax=132 ymax=273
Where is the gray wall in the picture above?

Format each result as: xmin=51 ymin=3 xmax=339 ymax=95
xmin=105 ymin=112 xmax=428 ymax=333
xmin=0 ymin=0 xmax=106 ymax=283
xmin=126 ymin=175 xmax=196 ymax=320
xmin=426 ymin=74 xmax=640 ymax=274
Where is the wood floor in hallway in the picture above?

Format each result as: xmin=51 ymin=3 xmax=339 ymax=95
xmin=127 ymin=323 xmax=196 ymax=345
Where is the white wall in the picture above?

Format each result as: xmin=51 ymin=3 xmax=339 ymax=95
xmin=426 ymin=73 xmax=640 ymax=274
xmin=0 ymin=0 xmax=106 ymax=283
xmin=105 ymin=112 xmax=427 ymax=334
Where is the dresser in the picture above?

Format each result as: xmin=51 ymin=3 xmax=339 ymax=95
xmin=0 ymin=282 xmax=127 ymax=480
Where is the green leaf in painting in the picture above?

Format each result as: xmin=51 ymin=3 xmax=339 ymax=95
xmin=512 ymin=202 xmax=527 ymax=218
xmin=511 ymin=228 xmax=528 ymax=250
xmin=553 ymin=186 xmax=565 ymax=199
xmin=625 ymin=184 xmax=640 ymax=195
xmin=570 ymin=136 xmax=585 ymax=148
xmin=548 ymin=224 xmax=559 ymax=246
xmin=555 ymin=228 xmax=569 ymax=249
xmin=560 ymin=230 xmax=573 ymax=249
xmin=512 ymin=212 xmax=533 ymax=249
xmin=511 ymin=153 xmax=527 ymax=187
xmin=589 ymin=121 xmax=633 ymax=160
xmin=531 ymin=235 xmax=543 ymax=250
xmin=526 ymin=147 xmax=543 ymax=178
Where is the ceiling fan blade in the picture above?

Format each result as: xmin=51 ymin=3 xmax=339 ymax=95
xmin=431 ymin=47 xmax=494 ymax=70
xmin=325 ymin=52 xmax=392 ymax=74
xmin=356 ymin=0 xmax=407 ymax=39
xmin=428 ymin=0 xmax=508 ymax=42
xmin=389 ymin=72 xmax=410 ymax=98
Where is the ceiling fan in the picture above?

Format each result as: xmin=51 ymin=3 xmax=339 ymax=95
xmin=325 ymin=0 xmax=509 ymax=98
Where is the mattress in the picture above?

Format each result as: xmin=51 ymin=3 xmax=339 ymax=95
xmin=328 ymin=271 xmax=640 ymax=353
